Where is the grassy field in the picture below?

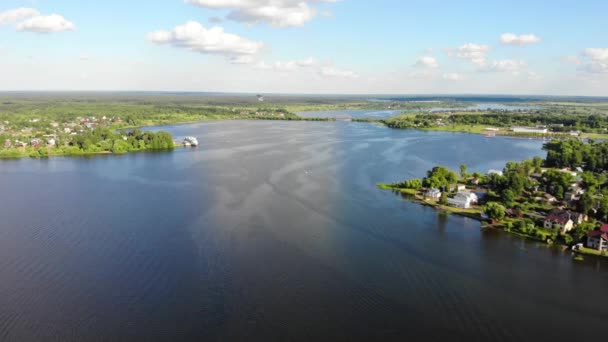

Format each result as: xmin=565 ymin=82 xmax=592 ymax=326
xmin=576 ymin=247 xmax=608 ymax=258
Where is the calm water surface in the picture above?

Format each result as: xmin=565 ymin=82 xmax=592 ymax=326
xmin=0 ymin=121 xmax=606 ymax=341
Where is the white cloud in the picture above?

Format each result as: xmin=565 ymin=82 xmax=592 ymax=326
xmin=447 ymin=43 xmax=489 ymax=67
xmin=527 ymin=71 xmax=542 ymax=80
xmin=16 ymin=14 xmax=76 ymax=33
xmin=585 ymin=48 xmax=608 ymax=61
xmin=500 ymin=33 xmax=541 ymax=46
xmin=320 ymin=66 xmax=359 ymax=79
xmin=185 ymin=0 xmax=337 ymax=27
xmin=442 ymin=73 xmax=464 ymax=81
xmin=147 ymin=21 xmax=263 ymax=62
xmin=414 ymin=56 xmax=439 ymax=69
xmin=580 ymin=48 xmax=608 ymax=73
xmin=447 ymin=43 xmax=527 ymax=73
xmin=230 ymin=55 xmax=255 ymax=64
xmin=296 ymin=57 xmax=316 ymax=67
xmin=482 ymin=59 xmax=527 ymax=73
xmin=0 ymin=7 xmax=39 ymax=26
xmin=255 ymin=57 xmax=317 ymax=71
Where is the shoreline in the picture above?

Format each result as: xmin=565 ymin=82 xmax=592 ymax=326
xmin=3 ymin=115 xmax=608 ymax=161
xmin=377 ymin=183 xmax=608 ymax=260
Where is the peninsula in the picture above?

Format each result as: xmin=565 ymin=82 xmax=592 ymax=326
xmin=379 ymin=138 xmax=608 ymax=259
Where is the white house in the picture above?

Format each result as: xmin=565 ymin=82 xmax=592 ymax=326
xmin=543 ymin=211 xmax=574 ymax=234
xmin=449 ymin=184 xmax=467 ymax=192
xmin=447 ymin=191 xmax=478 ymax=209
xmin=587 ymin=225 xmax=608 ymax=252
xmin=565 ymin=185 xmax=585 ymax=201
xmin=488 ymin=169 xmax=504 ymax=176
xmin=511 ymin=126 xmax=549 ymax=134
xmin=425 ymin=188 xmax=442 ymax=200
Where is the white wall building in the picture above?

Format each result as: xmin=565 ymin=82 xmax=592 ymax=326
xmin=447 ymin=192 xmax=478 ymax=209
xmin=511 ymin=126 xmax=549 ymax=134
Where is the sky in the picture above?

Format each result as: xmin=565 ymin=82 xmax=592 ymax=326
xmin=0 ymin=0 xmax=607 ymax=95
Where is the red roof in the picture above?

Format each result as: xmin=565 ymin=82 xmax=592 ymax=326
xmin=545 ymin=213 xmax=571 ymax=225
xmin=601 ymin=224 xmax=608 ymax=233
xmin=588 ymin=230 xmax=608 ymax=240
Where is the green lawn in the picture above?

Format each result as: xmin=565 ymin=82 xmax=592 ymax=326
xmin=577 ymin=247 xmax=608 ymax=258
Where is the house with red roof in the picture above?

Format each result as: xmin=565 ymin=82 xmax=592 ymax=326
xmin=543 ymin=211 xmax=574 ymax=234
xmin=586 ymin=224 xmax=608 ymax=252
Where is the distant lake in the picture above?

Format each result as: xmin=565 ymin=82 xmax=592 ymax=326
xmin=297 ymin=103 xmax=537 ymax=119
xmin=0 ymin=120 xmax=606 ymax=341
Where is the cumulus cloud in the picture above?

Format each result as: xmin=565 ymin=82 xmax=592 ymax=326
xmin=442 ymin=73 xmax=464 ymax=81
xmin=580 ymin=48 xmax=608 ymax=73
xmin=527 ymin=71 xmax=542 ymax=81
xmin=447 ymin=43 xmax=527 ymax=73
xmin=0 ymin=7 xmax=39 ymax=25
xmin=500 ymin=33 xmax=541 ymax=46
xmin=414 ymin=56 xmax=439 ymax=69
xmin=147 ymin=21 xmax=263 ymax=62
xmin=447 ymin=43 xmax=489 ymax=67
xmin=230 ymin=55 xmax=255 ymax=64
xmin=16 ymin=14 xmax=76 ymax=33
xmin=481 ymin=59 xmax=527 ymax=73
xmin=185 ymin=0 xmax=337 ymax=27
xmin=255 ymin=57 xmax=317 ymax=71
xmin=320 ymin=66 xmax=359 ymax=79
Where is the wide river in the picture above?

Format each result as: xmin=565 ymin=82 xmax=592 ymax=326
xmin=0 ymin=120 xmax=606 ymax=341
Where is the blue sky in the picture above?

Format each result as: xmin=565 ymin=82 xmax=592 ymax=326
xmin=0 ymin=0 xmax=607 ymax=95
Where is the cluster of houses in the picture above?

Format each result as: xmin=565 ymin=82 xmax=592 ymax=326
xmin=423 ymin=185 xmax=479 ymax=209
xmin=421 ymin=168 xmax=608 ymax=253
xmin=2 ymin=115 xmax=123 ymax=149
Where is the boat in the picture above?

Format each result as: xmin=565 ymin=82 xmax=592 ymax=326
xmin=183 ymin=137 xmax=198 ymax=147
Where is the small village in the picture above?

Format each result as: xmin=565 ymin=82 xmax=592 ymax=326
xmin=380 ymin=145 xmax=608 ymax=259
xmin=1 ymin=115 xmax=123 ymax=151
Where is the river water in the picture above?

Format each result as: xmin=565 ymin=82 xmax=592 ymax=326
xmin=0 ymin=120 xmax=606 ymax=341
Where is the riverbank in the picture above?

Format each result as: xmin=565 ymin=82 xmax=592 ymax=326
xmin=377 ymin=183 xmax=607 ymax=260
xmin=377 ymin=184 xmax=485 ymax=221
xmin=373 ymin=120 xmax=608 ymax=140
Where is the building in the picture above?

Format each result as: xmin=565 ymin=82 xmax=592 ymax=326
xmin=586 ymin=225 xmax=608 ymax=252
xmin=448 ymin=184 xmax=467 ymax=192
xmin=543 ymin=211 xmax=575 ymax=234
xmin=543 ymin=193 xmax=558 ymax=203
xmin=570 ymin=212 xmax=588 ymax=225
xmin=447 ymin=191 xmax=478 ymax=209
xmin=488 ymin=169 xmax=504 ymax=176
xmin=425 ymin=188 xmax=442 ymax=200
xmin=511 ymin=126 xmax=549 ymax=134
xmin=565 ymin=185 xmax=585 ymax=201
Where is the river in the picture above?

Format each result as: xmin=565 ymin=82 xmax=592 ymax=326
xmin=0 ymin=120 xmax=606 ymax=341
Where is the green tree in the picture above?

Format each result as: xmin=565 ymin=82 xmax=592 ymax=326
xmin=460 ymin=164 xmax=468 ymax=179
xmin=484 ymin=202 xmax=506 ymax=220
xmin=501 ymin=189 xmax=516 ymax=207
xmin=423 ymin=166 xmax=458 ymax=189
